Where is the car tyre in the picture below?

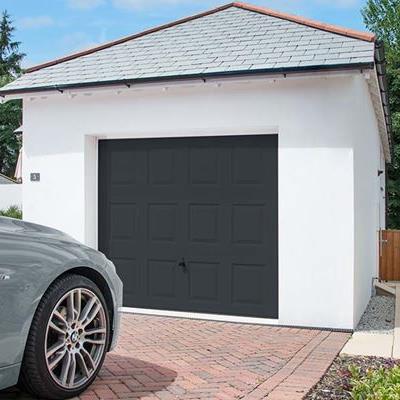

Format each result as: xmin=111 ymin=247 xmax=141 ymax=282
xmin=19 ymin=274 xmax=110 ymax=400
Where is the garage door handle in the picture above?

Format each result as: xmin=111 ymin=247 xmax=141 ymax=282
xmin=178 ymin=258 xmax=187 ymax=272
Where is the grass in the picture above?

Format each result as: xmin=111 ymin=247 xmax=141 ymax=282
xmin=0 ymin=205 xmax=22 ymax=219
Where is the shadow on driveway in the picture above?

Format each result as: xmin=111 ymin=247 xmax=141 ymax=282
xmin=0 ymin=354 xmax=177 ymax=399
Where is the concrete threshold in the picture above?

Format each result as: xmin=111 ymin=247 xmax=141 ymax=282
xmin=341 ymin=332 xmax=393 ymax=358
xmin=375 ymin=280 xmax=396 ymax=296
xmin=341 ymin=280 xmax=399 ymax=359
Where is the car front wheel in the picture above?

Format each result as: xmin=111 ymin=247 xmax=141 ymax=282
xmin=20 ymin=274 xmax=110 ymax=399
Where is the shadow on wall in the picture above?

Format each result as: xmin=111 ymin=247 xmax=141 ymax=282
xmin=0 ymin=354 xmax=177 ymax=399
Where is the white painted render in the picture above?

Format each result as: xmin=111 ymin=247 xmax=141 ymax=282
xmin=0 ymin=184 xmax=22 ymax=210
xmin=353 ymin=78 xmax=387 ymax=327
xmin=20 ymin=72 xmax=384 ymax=330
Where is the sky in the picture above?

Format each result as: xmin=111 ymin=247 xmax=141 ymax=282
xmin=1 ymin=0 xmax=369 ymax=68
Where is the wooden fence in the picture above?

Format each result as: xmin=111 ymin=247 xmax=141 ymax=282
xmin=380 ymin=230 xmax=400 ymax=281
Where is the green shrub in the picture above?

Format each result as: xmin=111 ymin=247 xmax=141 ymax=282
xmin=349 ymin=364 xmax=400 ymax=400
xmin=0 ymin=205 xmax=22 ymax=219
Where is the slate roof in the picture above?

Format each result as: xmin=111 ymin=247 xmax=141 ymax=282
xmin=0 ymin=2 xmax=376 ymax=95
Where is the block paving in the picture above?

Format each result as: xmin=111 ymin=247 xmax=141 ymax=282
xmin=1 ymin=314 xmax=350 ymax=400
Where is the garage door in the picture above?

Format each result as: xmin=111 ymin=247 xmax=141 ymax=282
xmin=99 ymin=135 xmax=278 ymax=318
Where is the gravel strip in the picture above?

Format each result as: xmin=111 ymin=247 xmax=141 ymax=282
xmin=305 ymin=355 xmax=400 ymax=400
xmin=356 ymin=295 xmax=395 ymax=334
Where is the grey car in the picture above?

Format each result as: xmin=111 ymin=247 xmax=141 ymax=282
xmin=0 ymin=217 xmax=123 ymax=399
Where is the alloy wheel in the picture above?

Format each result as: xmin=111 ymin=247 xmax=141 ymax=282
xmin=44 ymin=288 xmax=107 ymax=389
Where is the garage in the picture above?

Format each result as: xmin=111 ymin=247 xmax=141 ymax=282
xmin=98 ymin=135 xmax=278 ymax=318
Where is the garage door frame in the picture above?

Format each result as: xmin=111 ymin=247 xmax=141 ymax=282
xmin=95 ymin=126 xmax=279 ymax=325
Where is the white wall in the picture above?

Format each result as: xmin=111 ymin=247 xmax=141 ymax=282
xmin=21 ymin=73 xmax=381 ymax=329
xmin=0 ymin=184 xmax=22 ymax=210
xmin=352 ymin=78 xmax=387 ymax=327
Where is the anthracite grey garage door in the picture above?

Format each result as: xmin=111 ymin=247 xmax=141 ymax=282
xmin=99 ymin=135 xmax=278 ymax=318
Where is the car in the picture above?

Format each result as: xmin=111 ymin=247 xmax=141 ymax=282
xmin=0 ymin=216 xmax=123 ymax=399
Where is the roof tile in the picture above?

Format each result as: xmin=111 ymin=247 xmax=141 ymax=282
xmin=1 ymin=4 xmax=375 ymax=94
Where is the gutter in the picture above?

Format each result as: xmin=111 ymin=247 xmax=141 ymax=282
xmin=0 ymin=62 xmax=375 ymax=97
xmin=375 ymin=41 xmax=393 ymax=160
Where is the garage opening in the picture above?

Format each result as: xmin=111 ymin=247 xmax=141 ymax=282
xmin=99 ymin=135 xmax=278 ymax=318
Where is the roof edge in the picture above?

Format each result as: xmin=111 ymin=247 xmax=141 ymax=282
xmin=24 ymin=2 xmax=375 ymax=75
xmin=233 ymin=2 xmax=375 ymax=43
xmin=1 ymin=62 xmax=375 ymax=97
xmin=0 ymin=172 xmax=18 ymax=184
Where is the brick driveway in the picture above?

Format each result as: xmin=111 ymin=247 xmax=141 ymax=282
xmin=2 ymin=314 xmax=349 ymax=400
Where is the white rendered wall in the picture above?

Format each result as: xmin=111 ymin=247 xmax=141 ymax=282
xmin=0 ymin=184 xmax=22 ymax=210
xmin=21 ymin=73 xmax=380 ymax=329
xmin=352 ymin=78 xmax=387 ymax=327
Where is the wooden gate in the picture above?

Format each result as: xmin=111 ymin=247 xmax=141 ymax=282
xmin=380 ymin=230 xmax=400 ymax=281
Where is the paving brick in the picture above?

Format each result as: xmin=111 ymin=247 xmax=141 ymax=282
xmin=1 ymin=315 xmax=349 ymax=400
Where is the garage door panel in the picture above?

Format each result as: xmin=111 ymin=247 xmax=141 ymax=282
xmin=109 ymin=240 xmax=138 ymax=259
xmin=148 ymin=148 xmax=178 ymax=185
xmin=148 ymin=203 xmax=178 ymax=243
xmin=188 ymin=204 xmax=220 ymax=244
xmin=147 ymin=259 xmax=178 ymax=299
xmin=99 ymin=136 xmax=278 ymax=319
xmin=110 ymin=204 xmax=138 ymax=240
xmin=189 ymin=147 xmax=220 ymax=185
xmin=231 ymin=204 xmax=265 ymax=244
xmin=187 ymin=261 xmax=220 ymax=302
xmin=231 ymin=271 xmax=278 ymax=317
xmin=110 ymin=151 xmax=136 ymax=184
xmin=110 ymin=149 xmax=148 ymax=184
xmin=113 ymin=258 xmax=138 ymax=300
xmin=108 ymin=186 xmax=132 ymax=203
xmin=231 ymin=263 xmax=268 ymax=306
xmin=231 ymin=147 xmax=265 ymax=185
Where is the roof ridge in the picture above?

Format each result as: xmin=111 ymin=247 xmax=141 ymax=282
xmin=25 ymin=2 xmax=375 ymax=74
xmin=233 ymin=2 xmax=375 ymax=43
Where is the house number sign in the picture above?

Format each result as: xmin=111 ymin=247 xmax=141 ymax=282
xmin=30 ymin=173 xmax=40 ymax=182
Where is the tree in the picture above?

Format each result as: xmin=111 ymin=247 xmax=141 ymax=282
xmin=363 ymin=0 xmax=400 ymax=228
xmin=0 ymin=11 xmax=24 ymax=177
